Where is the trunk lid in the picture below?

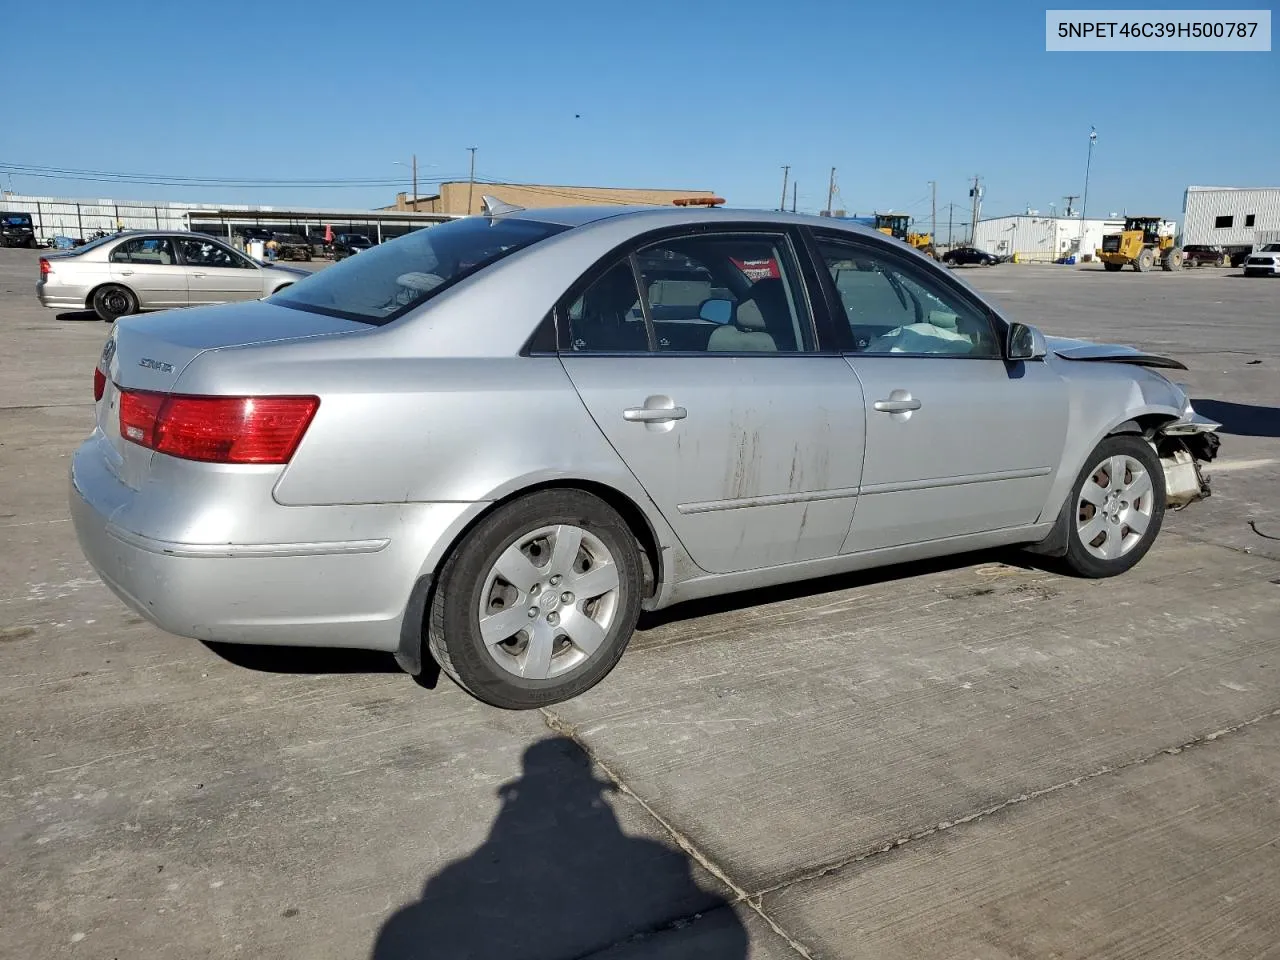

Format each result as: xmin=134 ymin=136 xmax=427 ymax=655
xmin=97 ymin=300 xmax=368 ymax=488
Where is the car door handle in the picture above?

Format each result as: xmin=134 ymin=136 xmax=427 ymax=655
xmin=873 ymin=398 xmax=922 ymax=413
xmin=191 ymin=271 xmax=206 ymax=278
xmin=118 ymin=269 xmax=134 ymax=276
xmin=623 ymin=406 xmax=687 ymax=423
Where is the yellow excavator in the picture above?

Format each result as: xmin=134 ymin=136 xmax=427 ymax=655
xmin=873 ymin=213 xmax=934 ymax=256
xmin=1097 ymin=216 xmax=1183 ymax=272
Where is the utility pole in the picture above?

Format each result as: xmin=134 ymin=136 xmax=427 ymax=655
xmin=411 ymin=154 xmax=418 ymax=210
xmin=968 ymin=175 xmax=982 ymax=245
xmin=1063 ymin=194 xmax=1079 ymax=218
xmin=779 ymin=165 xmax=790 ymax=212
xmin=826 ymin=167 xmax=836 ymax=216
xmin=466 ymin=146 xmax=478 ymax=214
xmin=929 ymin=180 xmax=937 ymax=248
xmin=791 ymin=181 xmax=797 ymax=213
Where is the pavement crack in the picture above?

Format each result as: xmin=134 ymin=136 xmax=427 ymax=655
xmin=753 ymin=704 xmax=1280 ymax=899
xmin=540 ymin=707 xmax=815 ymax=959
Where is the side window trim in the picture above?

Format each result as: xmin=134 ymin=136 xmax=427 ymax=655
xmin=626 ymin=252 xmax=659 ymax=352
xmin=807 ymin=229 xmax=1006 ymax=359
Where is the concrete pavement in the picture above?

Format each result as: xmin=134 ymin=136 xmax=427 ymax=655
xmin=1 ymin=249 xmax=1277 ymax=958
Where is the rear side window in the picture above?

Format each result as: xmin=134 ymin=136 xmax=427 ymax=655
xmin=273 ymin=217 xmax=567 ymax=325
xmin=110 ymin=237 xmax=177 ymax=265
xmin=563 ymin=232 xmax=814 ymax=354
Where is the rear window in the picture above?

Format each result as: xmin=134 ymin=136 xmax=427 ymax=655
xmin=271 ymin=216 xmax=568 ymax=324
xmin=3 ymin=214 xmax=32 ymax=226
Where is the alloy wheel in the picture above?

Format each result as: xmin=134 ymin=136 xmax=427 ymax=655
xmin=1075 ymin=454 xmax=1155 ymax=560
xmin=477 ymin=524 xmax=621 ymax=680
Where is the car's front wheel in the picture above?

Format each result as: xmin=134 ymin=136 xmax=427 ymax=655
xmin=91 ymin=284 xmax=138 ymax=322
xmin=427 ymin=489 xmax=643 ymax=709
xmin=1061 ymin=435 xmax=1165 ymax=578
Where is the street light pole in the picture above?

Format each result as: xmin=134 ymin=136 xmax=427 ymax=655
xmin=1080 ymin=126 xmax=1097 ymax=236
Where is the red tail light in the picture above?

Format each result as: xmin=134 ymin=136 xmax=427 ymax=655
xmin=118 ymin=390 xmax=320 ymax=464
xmin=39 ymin=257 xmax=51 ymax=278
xmin=93 ymin=367 xmax=106 ymax=402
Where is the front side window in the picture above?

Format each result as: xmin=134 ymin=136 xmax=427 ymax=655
xmin=563 ymin=232 xmax=814 ymax=354
xmin=818 ymin=239 xmax=999 ymax=358
xmin=178 ymin=238 xmax=252 ymax=269
xmin=110 ymin=237 xmax=177 ymax=265
xmin=273 ymin=217 xmax=566 ymax=325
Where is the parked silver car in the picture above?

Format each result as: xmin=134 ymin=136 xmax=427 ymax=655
xmin=37 ymin=230 xmax=308 ymax=320
xmin=69 ymin=202 xmax=1222 ymax=708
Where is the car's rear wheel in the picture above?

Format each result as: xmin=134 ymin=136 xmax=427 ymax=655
xmin=1061 ymin=435 xmax=1165 ymax=578
xmin=91 ymin=284 xmax=138 ymax=322
xmin=427 ymin=490 xmax=643 ymax=709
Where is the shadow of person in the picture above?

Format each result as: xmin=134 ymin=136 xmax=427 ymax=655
xmin=370 ymin=736 xmax=748 ymax=960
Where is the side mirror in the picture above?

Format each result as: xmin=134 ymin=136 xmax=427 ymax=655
xmin=698 ymin=298 xmax=734 ymax=325
xmin=1007 ymin=322 xmax=1047 ymax=361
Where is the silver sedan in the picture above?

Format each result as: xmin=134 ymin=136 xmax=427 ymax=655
xmin=37 ymin=230 xmax=308 ymax=320
xmin=69 ymin=202 xmax=1222 ymax=708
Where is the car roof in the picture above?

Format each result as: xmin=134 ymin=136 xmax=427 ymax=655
xmin=500 ymin=204 xmax=886 ymax=237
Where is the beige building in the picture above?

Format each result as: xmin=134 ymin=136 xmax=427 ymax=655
xmin=384 ymin=181 xmax=719 ymax=216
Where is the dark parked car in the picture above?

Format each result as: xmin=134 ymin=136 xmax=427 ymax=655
xmin=1181 ymin=245 xmax=1227 ymax=268
xmin=942 ymin=246 xmax=1001 ymax=267
xmin=1 ymin=211 xmax=37 ymax=248
xmin=332 ymin=233 xmax=374 ymax=261
xmin=271 ymin=233 xmax=313 ymax=262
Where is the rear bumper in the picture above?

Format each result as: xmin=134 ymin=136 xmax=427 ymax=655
xmin=37 ymin=279 xmax=90 ymax=309
xmin=69 ymin=434 xmax=484 ymax=652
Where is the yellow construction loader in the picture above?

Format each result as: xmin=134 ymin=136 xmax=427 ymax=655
xmin=1097 ymin=216 xmax=1183 ymax=272
xmin=873 ymin=213 xmax=934 ymax=256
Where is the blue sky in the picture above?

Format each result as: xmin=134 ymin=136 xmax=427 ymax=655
xmin=1 ymin=0 xmax=1274 ymax=227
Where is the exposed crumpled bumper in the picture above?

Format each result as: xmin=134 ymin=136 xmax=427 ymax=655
xmin=1155 ymin=412 xmax=1221 ymax=508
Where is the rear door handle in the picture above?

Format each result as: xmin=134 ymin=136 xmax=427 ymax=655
xmin=873 ymin=398 xmax=922 ymax=413
xmin=624 ymin=406 xmax=687 ymax=423
xmin=192 ymin=271 xmax=206 ymax=278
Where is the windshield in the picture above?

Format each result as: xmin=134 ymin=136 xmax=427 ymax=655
xmin=271 ymin=216 xmax=567 ymax=324
xmin=3 ymin=215 xmax=32 ymax=226
xmin=1261 ymin=243 xmax=1280 ymax=253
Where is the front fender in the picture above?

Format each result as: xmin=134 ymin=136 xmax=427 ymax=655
xmin=1037 ymin=361 xmax=1189 ymax=524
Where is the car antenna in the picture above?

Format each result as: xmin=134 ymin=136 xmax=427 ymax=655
xmin=480 ymin=195 xmax=524 ymax=217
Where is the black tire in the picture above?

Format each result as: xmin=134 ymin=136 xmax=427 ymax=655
xmin=427 ymin=489 xmax=643 ymax=709
xmin=1162 ymin=248 xmax=1183 ymax=272
xmin=1134 ymin=248 xmax=1154 ymax=272
xmin=1060 ymin=435 xmax=1165 ymax=579
xmin=1103 ymin=261 xmax=1123 ymax=272
xmin=91 ymin=284 xmax=138 ymax=322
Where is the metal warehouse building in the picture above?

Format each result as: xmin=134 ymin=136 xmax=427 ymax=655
xmin=972 ymin=214 xmax=1131 ymax=262
xmin=1182 ymin=186 xmax=1280 ymax=247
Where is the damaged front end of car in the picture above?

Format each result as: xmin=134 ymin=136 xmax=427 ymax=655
xmin=1153 ymin=408 xmax=1221 ymax=509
